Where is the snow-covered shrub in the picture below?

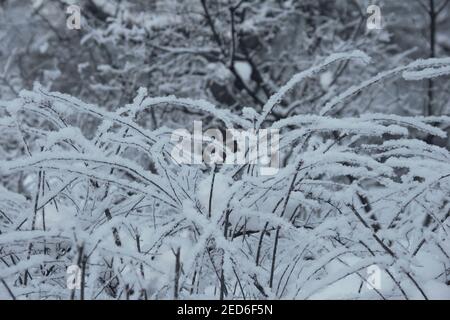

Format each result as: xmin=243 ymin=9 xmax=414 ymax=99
xmin=0 ymin=51 xmax=449 ymax=299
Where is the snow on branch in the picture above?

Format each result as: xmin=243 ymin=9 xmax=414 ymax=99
xmin=0 ymin=52 xmax=449 ymax=300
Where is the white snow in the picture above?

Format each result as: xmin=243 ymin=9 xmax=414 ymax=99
xmin=234 ymin=61 xmax=252 ymax=82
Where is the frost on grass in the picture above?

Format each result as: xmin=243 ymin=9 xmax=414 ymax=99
xmin=0 ymin=53 xmax=449 ymax=300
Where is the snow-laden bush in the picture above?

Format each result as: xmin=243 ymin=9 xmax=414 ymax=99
xmin=0 ymin=51 xmax=449 ymax=299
